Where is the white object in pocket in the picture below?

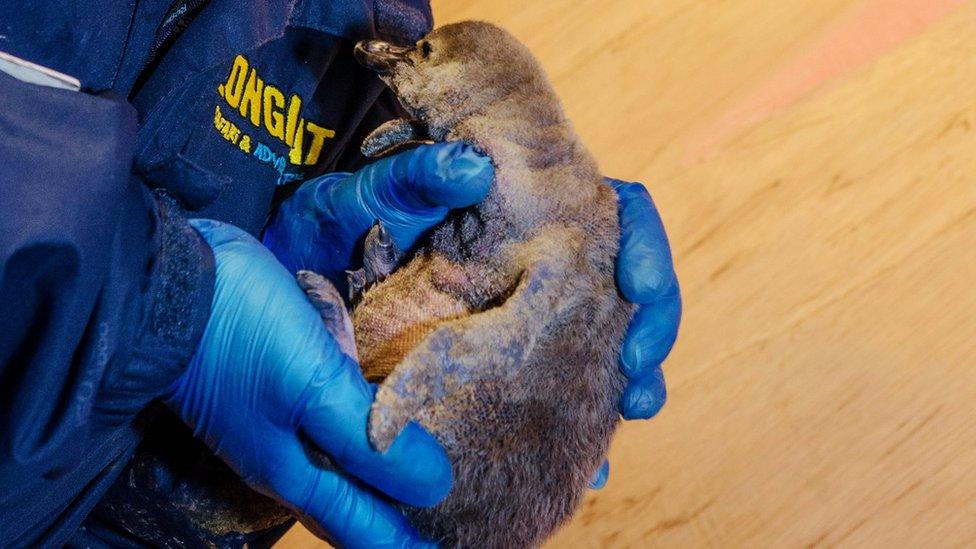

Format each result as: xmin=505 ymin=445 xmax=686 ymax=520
xmin=0 ymin=50 xmax=81 ymax=91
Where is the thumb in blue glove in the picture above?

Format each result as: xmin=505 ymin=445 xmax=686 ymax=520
xmin=263 ymin=141 xmax=493 ymax=295
xmin=167 ymin=219 xmax=451 ymax=547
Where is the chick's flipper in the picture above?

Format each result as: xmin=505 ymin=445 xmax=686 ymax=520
xmin=297 ymin=270 xmax=358 ymax=362
xmin=361 ymin=118 xmax=432 ymax=158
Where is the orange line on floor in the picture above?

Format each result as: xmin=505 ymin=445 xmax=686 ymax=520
xmin=687 ymin=0 xmax=969 ymax=161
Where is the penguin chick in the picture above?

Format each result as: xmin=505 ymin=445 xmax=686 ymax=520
xmin=310 ymin=21 xmax=635 ymax=548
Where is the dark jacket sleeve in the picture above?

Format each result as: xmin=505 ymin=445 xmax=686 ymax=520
xmin=0 ymin=69 xmax=215 ymax=546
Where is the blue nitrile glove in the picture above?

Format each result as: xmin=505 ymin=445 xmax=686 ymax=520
xmin=610 ymin=178 xmax=681 ymax=421
xmin=264 ymin=143 xmax=679 ymax=484
xmin=588 ymin=179 xmax=681 ymax=489
xmin=263 ymin=141 xmax=494 ymax=295
xmin=166 ymin=219 xmax=451 ymax=548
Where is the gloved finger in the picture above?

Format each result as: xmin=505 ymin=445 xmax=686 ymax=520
xmin=287 ymin=353 xmax=452 ymax=508
xmin=620 ymin=297 xmax=681 ymax=381
xmin=588 ymin=459 xmax=610 ymax=489
xmin=620 ymin=364 xmax=667 ymax=420
xmin=262 ymin=436 xmax=435 ymax=549
xmin=608 ymin=179 xmax=679 ymax=305
xmin=190 ymin=218 xmax=260 ymax=248
xmin=330 ymin=141 xmax=494 ymax=251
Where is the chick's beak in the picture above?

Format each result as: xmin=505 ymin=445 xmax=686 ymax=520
xmin=354 ymin=40 xmax=414 ymax=74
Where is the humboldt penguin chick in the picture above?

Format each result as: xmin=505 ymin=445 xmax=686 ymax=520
xmin=304 ymin=21 xmax=635 ymax=547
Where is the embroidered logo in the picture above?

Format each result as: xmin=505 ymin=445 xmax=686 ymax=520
xmin=214 ymin=54 xmax=336 ymax=184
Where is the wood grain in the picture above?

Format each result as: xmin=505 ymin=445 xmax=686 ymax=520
xmin=281 ymin=1 xmax=976 ymax=546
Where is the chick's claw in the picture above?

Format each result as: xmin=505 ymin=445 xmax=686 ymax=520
xmin=363 ymin=221 xmax=402 ymax=285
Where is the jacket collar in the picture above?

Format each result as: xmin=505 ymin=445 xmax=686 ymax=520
xmin=292 ymin=0 xmax=433 ymax=44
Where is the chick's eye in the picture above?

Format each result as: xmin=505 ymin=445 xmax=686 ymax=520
xmin=421 ymin=41 xmax=432 ymax=58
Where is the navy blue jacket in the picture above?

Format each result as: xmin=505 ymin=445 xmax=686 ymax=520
xmin=0 ymin=1 xmax=432 ymax=546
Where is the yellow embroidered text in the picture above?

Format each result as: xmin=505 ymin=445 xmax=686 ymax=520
xmin=217 ymin=55 xmax=336 ymax=166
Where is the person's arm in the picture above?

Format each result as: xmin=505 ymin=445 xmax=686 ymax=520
xmin=0 ymin=70 xmax=454 ymax=547
xmin=0 ymin=71 xmax=215 ymax=546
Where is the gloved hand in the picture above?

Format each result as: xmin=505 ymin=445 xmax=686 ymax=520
xmin=263 ymin=141 xmax=494 ymax=295
xmin=166 ymin=219 xmax=451 ymax=548
xmin=610 ymin=178 xmax=681 ymax=420
xmin=264 ymin=144 xmax=680 ymax=485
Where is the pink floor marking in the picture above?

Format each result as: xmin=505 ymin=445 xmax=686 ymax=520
xmin=686 ymin=0 xmax=969 ymax=161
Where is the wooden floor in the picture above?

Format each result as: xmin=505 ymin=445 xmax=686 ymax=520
xmin=282 ymin=1 xmax=976 ymax=546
